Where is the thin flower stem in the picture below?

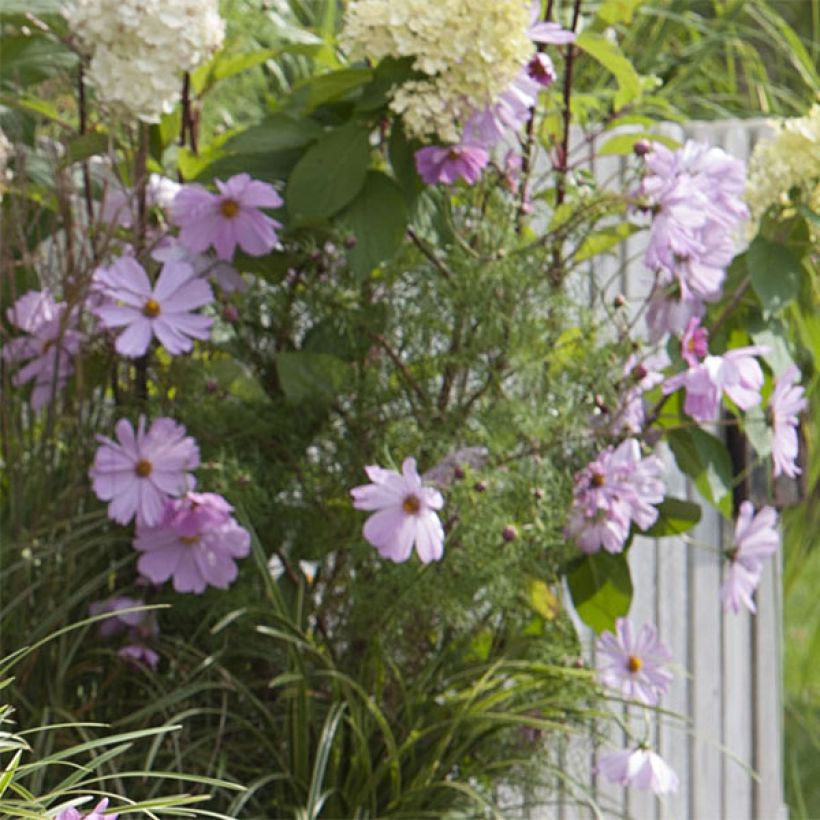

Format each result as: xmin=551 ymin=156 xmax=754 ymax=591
xmin=369 ymin=332 xmax=430 ymax=407
xmin=406 ymin=227 xmax=454 ymax=282
xmin=555 ymin=0 xmax=584 ymax=209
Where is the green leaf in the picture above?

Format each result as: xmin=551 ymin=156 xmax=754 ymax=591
xmin=748 ymin=236 xmax=802 ymax=317
xmin=640 ymin=496 xmax=701 ymax=537
xmin=750 ymin=318 xmax=795 ymax=375
xmin=598 ymin=0 xmax=645 ymax=25
xmin=225 ymin=113 xmax=323 ymax=155
xmin=356 ymin=57 xmax=415 ymax=113
xmin=597 ymin=131 xmax=678 ymax=156
xmin=574 ymin=222 xmax=640 ymax=262
xmin=342 ymin=171 xmax=408 ymax=278
xmin=304 ymin=68 xmax=374 ymax=113
xmin=575 ymin=32 xmax=642 ymax=109
xmin=567 ymin=552 xmax=633 ymax=634
xmin=0 ymin=36 xmax=77 ymax=88
xmin=276 ymin=352 xmax=348 ymax=405
xmin=191 ymin=48 xmax=278 ymax=94
xmin=668 ymin=428 xmax=734 ymax=517
xmin=286 ymin=121 xmax=371 ymax=222
xmin=743 ymin=403 xmax=773 ymax=458
xmin=528 ymin=580 xmax=560 ymax=621
xmin=388 ymin=123 xmax=424 ymax=207
xmin=62 ymin=132 xmax=109 ymax=166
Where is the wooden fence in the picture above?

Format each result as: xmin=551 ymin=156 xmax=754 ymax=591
xmin=517 ymin=120 xmax=788 ymax=820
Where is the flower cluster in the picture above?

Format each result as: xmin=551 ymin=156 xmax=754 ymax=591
xmin=639 ymin=141 xmax=748 ymax=340
xmin=65 ymin=0 xmax=224 ymax=122
xmin=340 ymin=0 xmax=533 ymax=144
xmin=90 ymin=417 xmax=250 ymax=595
xmin=351 ymin=457 xmax=445 ymax=564
xmin=3 ymin=290 xmax=82 ymax=410
xmin=721 ymin=501 xmax=780 ymax=614
xmin=746 ymin=104 xmax=820 ymax=231
xmin=565 ymin=439 xmax=665 ymax=554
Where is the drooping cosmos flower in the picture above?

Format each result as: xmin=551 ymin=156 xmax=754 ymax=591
xmin=172 ymin=173 xmax=283 ymax=261
xmin=596 ymin=618 xmax=673 ymax=705
xmin=768 ymin=365 xmax=807 ymax=478
xmin=88 ymin=595 xmax=157 ymax=640
xmin=415 ymin=143 xmax=489 ymax=186
xmin=3 ymin=290 xmax=81 ymax=410
xmin=721 ymin=501 xmax=780 ymax=614
xmin=663 ymin=344 xmax=767 ymax=422
xmin=597 ymin=747 xmax=679 ymax=795
xmin=93 ymin=256 xmax=213 ymax=357
xmin=351 ymin=457 xmax=445 ymax=564
xmin=54 ymin=797 xmax=119 ymax=820
xmin=89 ymin=416 xmax=199 ymax=526
xmin=134 ymin=492 xmax=250 ymax=594
xmin=565 ymin=439 xmax=665 ymax=554
xmin=680 ymin=317 xmax=709 ymax=367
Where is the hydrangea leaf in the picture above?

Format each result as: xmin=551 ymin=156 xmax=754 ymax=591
xmin=748 ymin=236 xmax=802 ymax=317
xmin=668 ymin=428 xmax=733 ymax=518
xmin=639 ymin=497 xmax=702 ymax=538
xmin=567 ymin=552 xmax=633 ymax=634
xmin=287 ymin=121 xmax=371 ymax=222
xmin=575 ymin=32 xmax=642 ymax=110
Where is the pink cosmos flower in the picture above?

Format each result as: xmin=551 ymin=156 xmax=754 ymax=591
xmin=151 ymin=236 xmax=247 ymax=294
xmin=612 ymin=349 xmax=670 ymax=434
xmin=93 ymin=256 xmax=213 ymax=357
xmin=464 ymin=71 xmax=539 ymax=149
xmin=565 ymin=439 xmax=665 ymax=554
xmin=89 ymin=416 xmax=199 ymax=527
xmin=596 ymin=619 xmax=673 ymax=705
xmin=351 ymin=457 xmax=445 ymax=563
xmin=88 ymin=596 xmax=157 ymax=640
xmin=100 ymin=174 xmax=180 ymax=228
xmin=415 ymin=143 xmax=489 ymax=186
xmin=55 ymin=798 xmax=118 ymax=820
xmin=3 ymin=290 xmax=81 ymax=410
xmin=768 ymin=365 xmax=807 ymax=478
xmin=721 ymin=501 xmax=779 ymax=614
xmin=527 ymin=52 xmax=557 ymax=87
xmin=172 ymin=173 xmax=283 ymax=261
xmin=681 ymin=317 xmax=709 ymax=367
xmin=528 ymin=2 xmax=577 ymax=45
xmin=597 ymin=747 xmax=679 ymax=794
xmin=663 ymin=345 xmax=768 ymax=422
xmin=134 ymin=493 xmax=250 ymax=594
xmin=118 ymin=644 xmax=160 ymax=668
xmin=645 ymin=281 xmax=705 ymax=343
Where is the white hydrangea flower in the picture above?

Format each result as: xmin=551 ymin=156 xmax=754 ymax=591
xmin=340 ymin=0 xmax=533 ymax=143
xmin=64 ymin=0 xmax=225 ymax=123
xmin=746 ymin=104 xmax=820 ymax=233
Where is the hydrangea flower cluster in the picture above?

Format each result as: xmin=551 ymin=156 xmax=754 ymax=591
xmin=65 ymin=0 xmax=224 ymax=122
xmin=565 ymin=439 xmax=665 ymax=554
xmin=90 ymin=418 xmax=250 ymax=595
xmin=340 ymin=0 xmax=533 ymax=144
xmin=721 ymin=501 xmax=780 ymax=614
xmin=746 ymin=104 xmax=820 ymax=232
xmin=639 ymin=141 xmax=749 ymax=340
xmin=3 ymin=290 xmax=82 ymax=410
xmin=351 ymin=457 xmax=445 ymax=564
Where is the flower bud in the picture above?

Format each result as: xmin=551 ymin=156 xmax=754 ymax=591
xmin=502 ymin=525 xmax=518 ymax=542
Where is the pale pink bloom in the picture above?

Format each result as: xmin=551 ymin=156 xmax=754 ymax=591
xmin=151 ymin=236 xmax=247 ymax=294
xmin=645 ymin=281 xmax=705 ymax=343
xmin=415 ymin=143 xmax=489 ymax=186
xmin=118 ymin=644 xmax=160 ymax=669
xmin=681 ymin=316 xmax=709 ymax=367
xmin=89 ymin=416 xmax=199 ymax=527
xmin=566 ymin=439 xmax=665 ymax=554
xmin=351 ymin=457 xmax=445 ymax=563
xmin=55 ymin=798 xmax=118 ymax=820
xmin=3 ymin=290 xmax=81 ymax=410
xmin=172 ymin=173 xmax=283 ymax=261
xmin=663 ymin=345 xmax=767 ymax=422
xmin=135 ymin=493 xmax=250 ymax=594
xmin=528 ymin=2 xmax=576 ymax=45
xmin=612 ymin=349 xmax=670 ymax=434
xmin=463 ymin=71 xmax=539 ymax=148
xmin=721 ymin=501 xmax=779 ymax=614
xmin=769 ymin=365 xmax=807 ymax=478
xmin=596 ymin=619 xmax=673 ymax=705
xmin=93 ymin=256 xmax=213 ymax=357
xmin=597 ymin=747 xmax=679 ymax=794
xmin=88 ymin=596 xmax=157 ymax=641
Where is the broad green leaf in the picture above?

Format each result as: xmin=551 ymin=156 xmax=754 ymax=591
xmin=598 ymin=0 xmax=645 ymax=25
xmin=529 ymin=580 xmax=560 ymax=620
xmin=640 ymin=497 xmax=701 ymax=538
xmin=225 ymin=114 xmax=323 ymax=155
xmin=356 ymin=57 xmax=415 ymax=113
xmin=343 ymin=171 xmax=408 ymax=278
xmin=191 ymin=48 xmax=278 ymax=94
xmin=750 ymin=319 xmax=795 ymax=375
xmin=287 ymin=121 xmax=370 ymax=222
xmin=668 ymin=427 xmax=734 ymax=517
xmin=747 ymin=236 xmax=802 ymax=317
xmin=62 ymin=132 xmax=109 ymax=166
xmin=0 ymin=36 xmax=77 ymax=88
xmin=276 ymin=352 xmax=348 ymax=405
xmin=574 ymin=222 xmax=640 ymax=262
xmin=304 ymin=68 xmax=374 ymax=113
xmin=388 ymin=123 xmax=424 ymax=207
xmin=575 ymin=32 xmax=642 ymax=109
xmin=567 ymin=552 xmax=633 ymax=634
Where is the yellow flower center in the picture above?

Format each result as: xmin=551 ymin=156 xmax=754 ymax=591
xmin=180 ymin=535 xmax=201 ymax=545
xmin=591 ymin=472 xmax=605 ymax=488
xmin=134 ymin=459 xmax=153 ymax=478
xmin=402 ymin=494 xmax=421 ymax=514
xmin=627 ymin=655 xmax=643 ymax=673
xmin=220 ymin=199 xmax=240 ymax=219
xmin=142 ymin=298 xmax=161 ymax=318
